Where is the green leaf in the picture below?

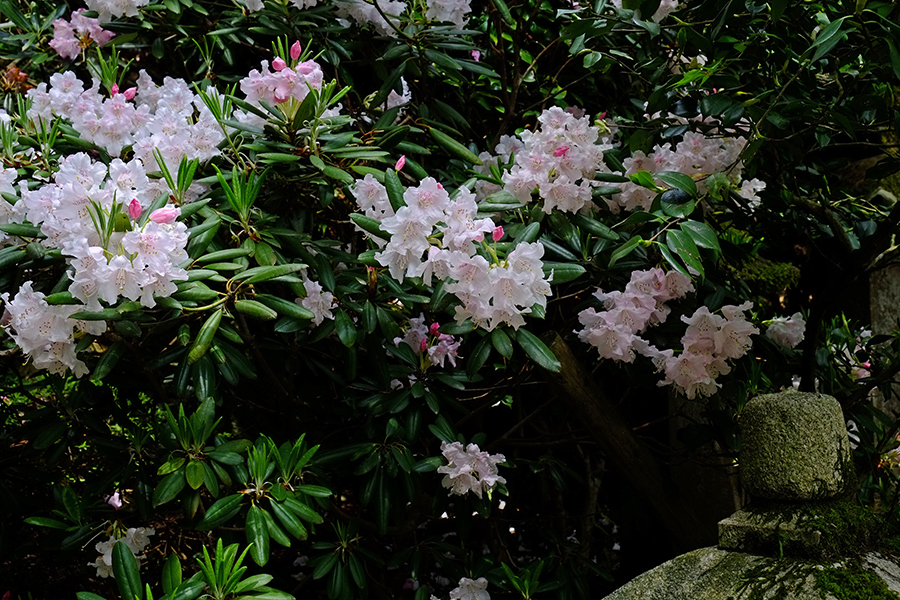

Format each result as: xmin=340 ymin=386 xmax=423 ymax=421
xmin=666 ymin=229 xmax=703 ymax=277
xmin=629 ymin=170 xmax=661 ymax=191
xmin=233 ymin=300 xmax=278 ymax=321
xmin=188 ymin=309 xmax=222 ymax=364
xmin=608 ymin=236 xmax=642 ymax=267
xmin=350 ymin=213 xmax=390 ymax=240
xmin=515 ymin=329 xmax=560 ymax=372
xmin=153 ymin=469 xmax=186 ymax=506
xmin=269 ymin=499 xmax=308 ymax=540
xmin=335 ymin=309 xmax=357 ymax=347
xmin=196 ymin=494 xmax=243 ymax=530
xmin=542 ymin=262 xmax=585 ymax=284
xmin=246 ymin=505 xmax=271 ymax=566
xmin=113 ymin=541 xmax=143 ymax=600
xmin=186 ymin=460 xmax=205 ymax=490
xmin=887 ymin=38 xmax=900 ymax=81
xmin=428 ymin=128 xmax=482 ymax=165
xmin=491 ymin=328 xmax=513 ymax=358
xmin=158 ymin=456 xmax=186 ymax=476
xmin=809 ymin=17 xmax=849 ymax=63
xmin=654 ymin=171 xmax=697 ymax=196
xmin=232 ymin=264 xmax=306 ymax=284
xmin=284 ymin=497 xmax=324 ymax=524
xmin=679 ymin=221 xmax=721 ymax=256
xmin=24 ymin=516 xmax=69 ymax=529
xmin=296 ymin=484 xmax=332 ymax=498
xmin=162 ymin=553 xmax=183 ymax=595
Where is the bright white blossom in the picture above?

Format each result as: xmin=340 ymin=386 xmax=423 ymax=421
xmin=89 ymin=527 xmax=154 ymax=578
xmin=298 ymin=279 xmax=335 ymax=326
xmin=766 ymin=313 xmax=805 ymax=348
xmin=438 ymin=441 xmax=506 ymax=499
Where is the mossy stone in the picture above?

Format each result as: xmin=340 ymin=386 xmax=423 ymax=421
xmin=740 ymin=391 xmax=852 ymax=501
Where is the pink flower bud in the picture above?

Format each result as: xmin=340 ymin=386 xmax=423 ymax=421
xmin=290 ymin=40 xmax=302 ymax=60
xmin=553 ymin=145 xmax=569 ymax=158
xmin=419 ymin=338 xmax=428 ymax=353
xmin=429 ymin=322 xmax=440 ymax=336
xmin=492 ymin=226 xmax=504 ymax=242
xmin=149 ymin=206 xmax=179 ymax=224
xmin=395 ymin=156 xmax=406 ymax=171
xmin=106 ymin=491 xmax=122 ymax=509
xmin=111 ymin=83 xmax=119 ymax=95
xmin=272 ymin=57 xmax=287 ymax=72
xmin=471 ymin=50 xmax=481 ymax=62
xmin=127 ymin=198 xmax=142 ymax=220
xmin=123 ymin=87 xmax=137 ymax=101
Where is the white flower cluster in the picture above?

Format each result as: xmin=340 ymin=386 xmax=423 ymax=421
xmin=577 ymin=267 xmax=694 ymax=363
xmin=0 ymin=153 xmax=190 ymax=374
xmin=89 ymin=527 xmax=155 ymax=578
xmin=577 ymin=268 xmax=759 ymax=399
xmin=644 ymin=302 xmax=759 ymax=399
xmin=476 ymin=107 xmax=615 ymax=214
xmin=16 ymin=152 xmax=190 ymax=308
xmin=49 ymin=9 xmax=116 ymax=60
xmin=239 ymin=59 xmax=323 ymax=107
xmin=351 ymin=176 xmax=551 ymax=330
xmin=395 ymin=314 xmax=461 ymax=368
xmin=84 ymin=0 xmax=148 ymax=21
xmin=296 ymin=279 xmax=336 ymax=326
xmin=431 ymin=577 xmax=490 ymax=600
xmin=610 ymin=0 xmax=680 ymax=22
xmin=425 ymin=0 xmax=471 ymax=29
xmin=765 ymin=313 xmax=805 ymax=348
xmin=27 ymin=69 xmax=225 ymax=177
xmin=334 ymin=0 xmax=406 ymax=36
xmin=438 ymin=441 xmax=506 ymax=499
xmin=613 ymin=123 xmax=765 ymax=213
xmin=1 ymin=283 xmax=105 ymax=376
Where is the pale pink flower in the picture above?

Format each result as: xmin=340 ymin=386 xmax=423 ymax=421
xmin=766 ymin=313 xmax=805 ymax=348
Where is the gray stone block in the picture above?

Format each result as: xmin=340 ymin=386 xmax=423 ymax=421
xmin=740 ymin=391 xmax=852 ymax=501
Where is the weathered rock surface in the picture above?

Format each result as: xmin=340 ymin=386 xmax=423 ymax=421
xmin=602 ymin=547 xmax=900 ymax=600
xmin=740 ymin=391 xmax=852 ymax=501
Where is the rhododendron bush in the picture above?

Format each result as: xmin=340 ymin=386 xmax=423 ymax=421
xmin=2 ymin=0 xmax=900 ymax=598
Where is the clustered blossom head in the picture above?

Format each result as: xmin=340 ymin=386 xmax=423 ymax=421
xmin=475 ymin=106 xmax=616 ymax=214
xmin=438 ymin=441 xmax=506 ymax=499
xmin=425 ymin=0 xmax=472 ymax=28
xmin=27 ymin=69 xmax=225 ymax=179
xmin=1 ymin=282 xmax=105 ymax=376
xmin=430 ymin=577 xmax=490 ymax=600
xmin=610 ymin=115 xmax=766 ymax=213
xmin=90 ymin=527 xmax=154 ymax=578
xmin=239 ymin=58 xmax=323 ymax=106
xmin=577 ymin=267 xmax=694 ymax=363
xmin=643 ymin=302 xmax=759 ymax=399
xmin=610 ymin=0 xmax=680 ymax=22
xmin=395 ymin=314 xmax=461 ymax=368
xmin=578 ymin=268 xmax=759 ymax=398
xmin=765 ymin=313 xmax=805 ymax=348
xmin=351 ymin=177 xmax=551 ymax=331
xmin=49 ymin=9 xmax=115 ymax=60
xmin=333 ymin=0 xmax=406 ymax=36
xmin=84 ymin=0 xmax=149 ymax=22
xmin=0 ymin=150 xmax=190 ymax=375
xmin=296 ymin=279 xmax=336 ymax=326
